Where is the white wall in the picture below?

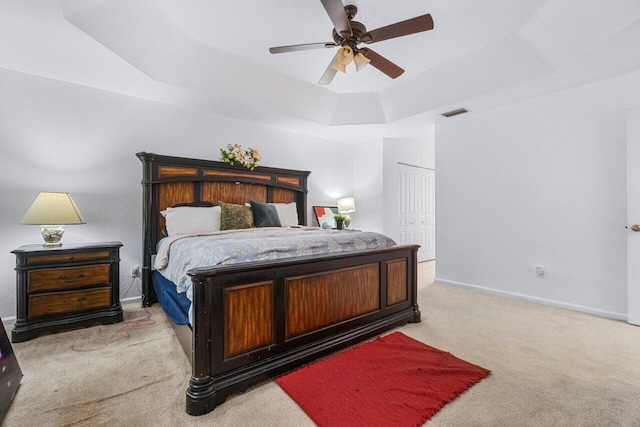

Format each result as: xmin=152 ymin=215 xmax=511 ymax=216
xmin=352 ymin=139 xmax=383 ymax=233
xmin=0 ymin=69 xmax=354 ymax=320
xmin=436 ymin=69 xmax=640 ymax=319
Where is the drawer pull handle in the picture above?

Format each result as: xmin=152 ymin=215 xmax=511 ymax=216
xmin=77 ymin=297 xmax=86 ymax=302
xmin=68 ymin=256 xmax=75 ymax=260
xmin=59 ymin=273 xmax=85 ymax=282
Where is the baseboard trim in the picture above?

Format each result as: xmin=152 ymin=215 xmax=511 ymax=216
xmin=121 ymin=296 xmax=142 ymax=304
xmin=434 ymin=277 xmax=627 ymax=322
xmin=2 ymin=316 xmax=17 ymax=325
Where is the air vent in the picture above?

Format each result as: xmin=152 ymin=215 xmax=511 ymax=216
xmin=441 ymin=108 xmax=468 ymax=118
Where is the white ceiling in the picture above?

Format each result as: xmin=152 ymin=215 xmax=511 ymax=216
xmin=2 ymin=0 xmax=640 ymax=143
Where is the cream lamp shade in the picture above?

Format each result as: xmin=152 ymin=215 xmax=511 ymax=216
xmin=20 ymin=192 xmax=86 ymax=247
xmin=337 ymin=197 xmax=356 ymax=213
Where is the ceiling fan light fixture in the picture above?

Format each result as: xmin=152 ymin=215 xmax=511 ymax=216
xmin=335 ymin=46 xmax=354 ymax=66
xmin=331 ymin=60 xmax=347 ymax=73
xmin=354 ymin=52 xmax=370 ymax=71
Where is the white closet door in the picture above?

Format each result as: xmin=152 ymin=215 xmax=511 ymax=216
xmin=398 ymin=164 xmax=435 ymax=262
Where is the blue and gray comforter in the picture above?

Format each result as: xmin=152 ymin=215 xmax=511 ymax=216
xmin=155 ymin=227 xmax=396 ymax=303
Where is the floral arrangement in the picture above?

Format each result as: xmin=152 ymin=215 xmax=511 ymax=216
xmin=219 ymin=144 xmax=261 ymax=170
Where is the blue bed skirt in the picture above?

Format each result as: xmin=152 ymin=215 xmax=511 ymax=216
xmin=152 ymin=270 xmax=190 ymax=325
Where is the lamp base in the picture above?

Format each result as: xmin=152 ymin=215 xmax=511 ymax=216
xmin=41 ymin=225 xmax=65 ymax=247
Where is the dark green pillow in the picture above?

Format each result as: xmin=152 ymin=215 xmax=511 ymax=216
xmin=250 ymin=200 xmax=282 ymax=227
xmin=219 ymin=201 xmax=254 ymax=230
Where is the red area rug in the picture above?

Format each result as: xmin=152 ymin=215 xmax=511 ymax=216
xmin=275 ymin=332 xmax=490 ymax=427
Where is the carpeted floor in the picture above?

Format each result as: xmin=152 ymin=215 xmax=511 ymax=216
xmin=4 ymin=260 xmax=640 ymax=426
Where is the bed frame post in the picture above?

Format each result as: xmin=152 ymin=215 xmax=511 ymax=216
xmin=186 ymin=276 xmax=217 ymax=415
xmin=409 ymin=246 xmax=421 ymax=323
xmin=137 ymin=152 xmax=156 ymax=307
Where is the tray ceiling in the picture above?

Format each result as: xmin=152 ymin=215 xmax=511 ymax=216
xmin=1 ymin=1 xmax=640 ymax=142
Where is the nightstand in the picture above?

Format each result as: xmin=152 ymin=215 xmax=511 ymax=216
xmin=11 ymin=242 xmax=124 ymax=343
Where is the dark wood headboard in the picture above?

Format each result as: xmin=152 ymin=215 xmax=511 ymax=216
xmin=136 ymin=152 xmax=310 ymax=306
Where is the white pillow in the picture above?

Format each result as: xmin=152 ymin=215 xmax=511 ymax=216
xmin=161 ymin=206 xmax=221 ymax=236
xmin=273 ymin=202 xmax=299 ymax=227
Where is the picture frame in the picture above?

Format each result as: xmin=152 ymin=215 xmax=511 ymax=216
xmin=313 ymin=206 xmax=339 ymax=229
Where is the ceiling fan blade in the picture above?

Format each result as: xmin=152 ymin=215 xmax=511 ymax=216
xmin=269 ymin=42 xmax=337 ymax=54
xmin=360 ymin=14 xmax=434 ymax=44
xmin=318 ymin=56 xmax=338 ymax=85
xmin=320 ymin=0 xmax=352 ymax=37
xmin=359 ymin=48 xmax=404 ymax=79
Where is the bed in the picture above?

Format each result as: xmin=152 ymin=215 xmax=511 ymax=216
xmin=137 ymin=152 xmax=420 ymax=415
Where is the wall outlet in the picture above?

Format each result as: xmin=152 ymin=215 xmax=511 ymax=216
xmin=130 ymin=265 xmax=140 ymax=278
xmin=535 ymin=265 xmax=545 ymax=278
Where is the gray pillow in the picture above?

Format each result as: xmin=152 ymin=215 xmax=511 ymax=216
xmin=219 ymin=201 xmax=254 ymax=230
xmin=250 ymin=200 xmax=282 ymax=227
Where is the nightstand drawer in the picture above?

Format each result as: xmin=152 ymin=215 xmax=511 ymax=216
xmin=26 ymin=251 xmax=111 ymax=265
xmin=28 ymin=265 xmax=110 ymax=293
xmin=28 ymin=288 xmax=111 ymax=318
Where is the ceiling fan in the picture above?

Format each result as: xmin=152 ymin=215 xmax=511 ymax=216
xmin=269 ymin=0 xmax=434 ymax=85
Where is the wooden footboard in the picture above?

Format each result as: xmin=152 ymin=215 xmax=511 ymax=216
xmin=185 ymin=244 xmax=420 ymax=416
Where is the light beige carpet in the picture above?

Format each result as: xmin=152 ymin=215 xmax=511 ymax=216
xmin=4 ymin=260 xmax=640 ymax=426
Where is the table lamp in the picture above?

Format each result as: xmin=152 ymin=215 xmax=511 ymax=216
xmin=337 ymin=197 xmax=356 ymax=228
xmin=20 ymin=192 xmax=86 ymax=247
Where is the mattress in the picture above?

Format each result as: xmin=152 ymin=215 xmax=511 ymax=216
xmin=152 ymin=270 xmax=190 ymax=326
